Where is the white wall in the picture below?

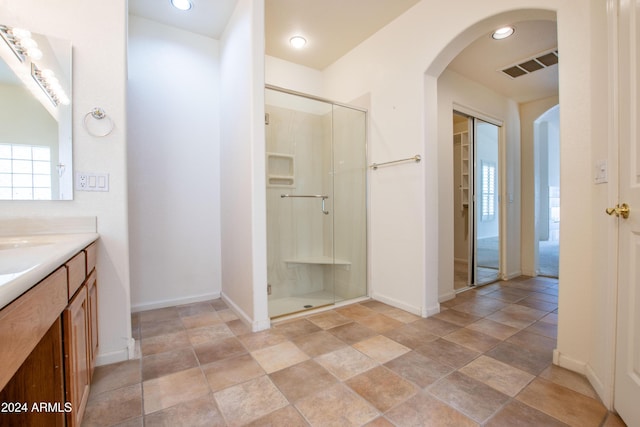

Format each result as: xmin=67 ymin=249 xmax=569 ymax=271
xmin=265 ymin=55 xmax=323 ymax=95
xmin=545 ymin=114 xmax=560 ymax=188
xmin=127 ymin=16 xmax=222 ymax=311
xmin=534 ymin=109 xmax=560 ymax=242
xmin=219 ymin=0 xmax=269 ymax=331
xmin=314 ymin=0 xmax=613 ymax=407
xmin=520 ymin=96 xmax=558 ymax=276
xmin=0 ymin=0 xmax=131 ymax=365
xmin=587 ymin=0 xmax=618 ymax=406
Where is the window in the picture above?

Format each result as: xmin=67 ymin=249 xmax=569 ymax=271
xmin=481 ymin=160 xmax=496 ymax=221
xmin=0 ymin=143 xmax=52 ymax=200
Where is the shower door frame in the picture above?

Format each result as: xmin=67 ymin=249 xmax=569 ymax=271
xmin=265 ymin=84 xmax=369 ymax=318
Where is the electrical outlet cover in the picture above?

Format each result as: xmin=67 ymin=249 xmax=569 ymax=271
xmin=75 ymin=172 xmax=109 ymax=191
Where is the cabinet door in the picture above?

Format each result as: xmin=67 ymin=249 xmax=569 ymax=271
xmin=0 ymin=318 xmax=65 ymax=427
xmin=63 ymin=286 xmax=90 ymax=427
xmin=0 ymin=266 xmax=67 ymax=391
xmin=87 ymin=270 xmax=98 ymax=378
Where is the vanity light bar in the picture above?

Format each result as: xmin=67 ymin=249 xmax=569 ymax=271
xmin=0 ymin=25 xmax=42 ymax=62
xmin=31 ymin=63 xmax=70 ymax=107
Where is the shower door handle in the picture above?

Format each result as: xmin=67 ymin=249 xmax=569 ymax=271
xmin=280 ymin=194 xmax=330 ymax=215
xmin=321 ymin=197 xmax=329 ymax=215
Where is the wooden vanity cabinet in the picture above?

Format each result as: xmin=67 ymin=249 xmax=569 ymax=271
xmin=0 ymin=318 xmax=66 ymax=427
xmin=66 ymin=251 xmax=86 ymax=301
xmin=87 ymin=270 xmax=99 ymax=378
xmin=0 ymin=267 xmax=67 ymax=392
xmin=63 ymin=241 xmax=98 ymax=427
xmin=85 ymin=243 xmax=98 ymax=378
xmin=0 ymin=240 xmax=98 ymax=427
xmin=63 ymin=286 xmax=90 ymax=427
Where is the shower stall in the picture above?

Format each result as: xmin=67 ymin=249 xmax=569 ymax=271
xmin=265 ymin=86 xmax=367 ymax=318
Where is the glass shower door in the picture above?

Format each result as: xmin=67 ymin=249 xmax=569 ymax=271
xmin=265 ymin=88 xmax=367 ymax=318
xmin=265 ymin=89 xmax=336 ymax=318
xmin=332 ymin=104 xmax=367 ymax=303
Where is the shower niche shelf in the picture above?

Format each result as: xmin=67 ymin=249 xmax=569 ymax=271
xmin=267 ymin=152 xmax=295 ymax=188
xmin=284 ymin=256 xmax=351 ymax=269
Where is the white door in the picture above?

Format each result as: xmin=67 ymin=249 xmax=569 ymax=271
xmin=614 ymin=0 xmax=640 ymax=425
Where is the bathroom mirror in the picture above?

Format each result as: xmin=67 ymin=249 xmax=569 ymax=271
xmin=0 ymin=25 xmax=72 ymax=200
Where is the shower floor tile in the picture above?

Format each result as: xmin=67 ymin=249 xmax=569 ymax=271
xmin=268 ymin=290 xmax=335 ymax=318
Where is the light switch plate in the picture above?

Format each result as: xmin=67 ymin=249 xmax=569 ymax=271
xmin=75 ymin=172 xmax=109 ymax=192
xmin=594 ymin=160 xmax=608 ymax=184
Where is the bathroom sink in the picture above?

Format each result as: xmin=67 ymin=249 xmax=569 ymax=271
xmin=0 ymin=231 xmax=99 ymax=310
xmin=0 ymin=240 xmax=54 ymax=250
xmin=0 ymin=235 xmax=76 ymax=251
xmin=0 ymin=242 xmax=54 ymax=274
xmin=0 ymin=236 xmax=71 ymax=274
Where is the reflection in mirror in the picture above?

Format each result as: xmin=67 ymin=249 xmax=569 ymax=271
xmin=0 ymin=25 xmax=72 ymax=200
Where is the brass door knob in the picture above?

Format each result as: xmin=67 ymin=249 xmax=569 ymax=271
xmin=606 ymin=203 xmax=630 ymax=219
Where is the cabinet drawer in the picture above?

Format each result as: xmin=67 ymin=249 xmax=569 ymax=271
xmin=85 ymin=242 xmax=97 ymax=274
xmin=67 ymin=251 xmax=86 ymax=298
xmin=0 ymin=267 xmax=67 ymax=391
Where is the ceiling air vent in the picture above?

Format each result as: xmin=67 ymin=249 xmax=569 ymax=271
xmin=500 ymin=48 xmax=558 ymax=79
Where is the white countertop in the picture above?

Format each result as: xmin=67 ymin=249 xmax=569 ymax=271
xmin=0 ymin=233 xmax=99 ymax=310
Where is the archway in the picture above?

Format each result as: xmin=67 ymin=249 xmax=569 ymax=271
xmin=422 ymin=8 xmax=558 ymax=304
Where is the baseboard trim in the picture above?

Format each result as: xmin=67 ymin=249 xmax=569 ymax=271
xmin=370 ymin=292 xmax=423 ymax=316
xmin=585 ymin=363 xmax=613 ymax=410
xmin=503 ymin=270 xmax=523 ymax=280
xmin=95 ymin=346 xmax=130 ymax=367
xmin=127 ymin=337 xmax=136 ymax=360
xmin=554 ymin=350 xmax=613 ymax=410
xmin=553 ymin=349 xmax=587 ymax=374
xmin=439 ymin=290 xmax=457 ymax=303
xmin=422 ymin=304 xmax=441 ymax=317
xmin=131 ymin=292 xmax=221 ymax=313
xmin=220 ymin=291 xmax=270 ymax=333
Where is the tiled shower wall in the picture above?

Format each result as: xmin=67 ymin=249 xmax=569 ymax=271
xmin=265 ymin=97 xmax=367 ymax=307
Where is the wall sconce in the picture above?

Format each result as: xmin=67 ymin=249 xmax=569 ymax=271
xmin=31 ymin=63 xmax=70 ymax=107
xmin=0 ymin=25 xmax=43 ymax=62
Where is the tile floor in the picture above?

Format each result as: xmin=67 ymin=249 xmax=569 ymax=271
xmin=81 ymin=276 xmax=627 ymax=426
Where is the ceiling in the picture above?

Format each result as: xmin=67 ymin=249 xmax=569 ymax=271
xmin=128 ymin=0 xmax=238 ymax=39
xmin=265 ymin=0 xmax=421 ymax=70
xmin=128 ymin=0 xmax=558 ymax=103
xmin=447 ymin=20 xmax=558 ymax=103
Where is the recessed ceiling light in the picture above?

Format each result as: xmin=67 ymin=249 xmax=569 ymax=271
xmin=289 ymin=36 xmax=307 ymax=49
xmin=171 ymin=0 xmax=192 ymax=11
xmin=492 ymin=26 xmax=515 ymax=40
